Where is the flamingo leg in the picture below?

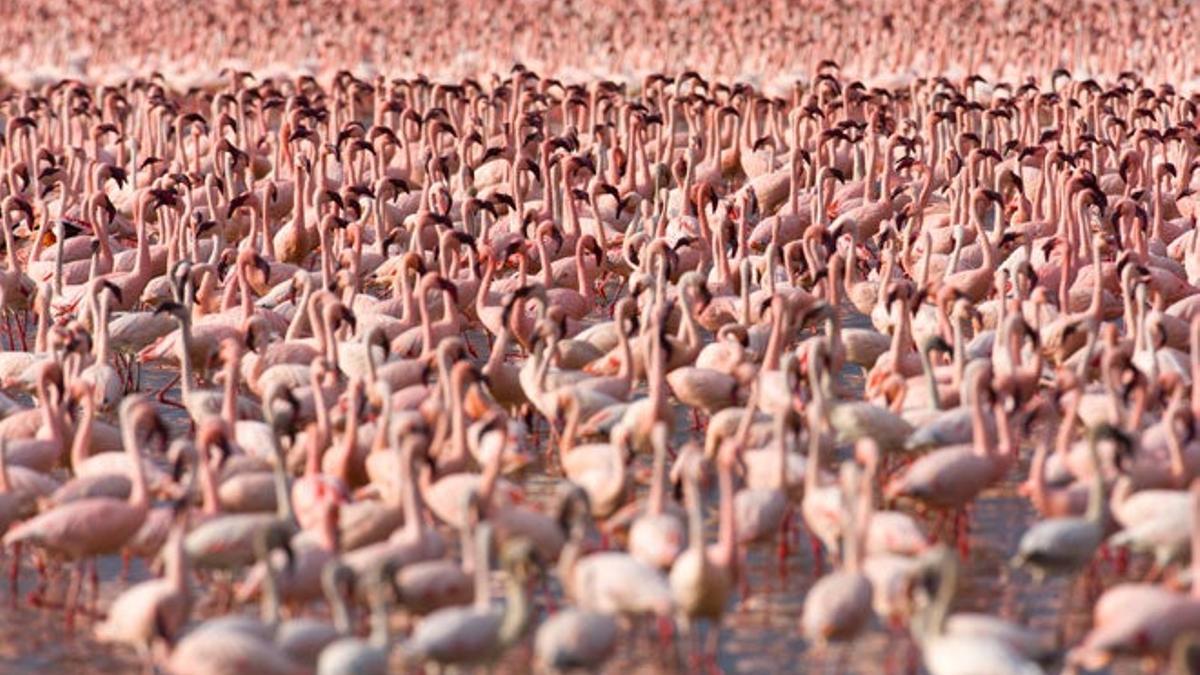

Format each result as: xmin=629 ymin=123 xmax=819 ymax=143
xmin=88 ymin=558 xmax=100 ymax=611
xmin=738 ymin=546 xmax=751 ymax=602
xmin=777 ymin=509 xmax=792 ymax=565
xmin=64 ymin=559 xmax=85 ymax=631
xmin=955 ymin=508 xmax=970 ymax=559
xmin=609 ymin=273 xmax=630 ymax=307
xmin=656 ymin=614 xmax=675 ymax=654
xmin=16 ymin=309 xmax=28 ymax=352
xmin=704 ymin=625 xmax=721 ymax=675
xmin=2 ymin=310 xmax=15 ymax=350
xmin=1115 ymin=546 xmax=1129 ymax=576
xmin=809 ymin=533 xmax=824 ymax=576
xmin=7 ymin=543 xmax=19 ymax=602
xmin=540 ymin=575 xmax=556 ymax=615
xmin=153 ymin=372 xmax=183 ymax=409
xmin=28 ymin=552 xmax=49 ymax=607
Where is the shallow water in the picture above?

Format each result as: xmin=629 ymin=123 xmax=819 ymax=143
xmin=0 ymin=315 xmax=1152 ymax=674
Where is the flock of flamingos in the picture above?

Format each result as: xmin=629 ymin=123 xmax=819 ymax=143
xmin=5 ymin=0 xmax=1200 ymax=673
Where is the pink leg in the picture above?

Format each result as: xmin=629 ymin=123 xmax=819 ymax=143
xmin=17 ymin=310 xmax=29 ymax=351
xmin=656 ymin=615 xmax=675 ymax=652
xmin=541 ymin=576 xmax=556 ymax=615
xmin=705 ymin=627 xmax=720 ymax=674
xmin=154 ymin=373 xmax=184 ymax=409
xmin=777 ymin=510 xmax=792 ymax=564
xmin=809 ymin=533 xmax=824 ymax=576
xmin=955 ymin=509 xmax=970 ymax=559
xmin=7 ymin=543 xmax=19 ymax=601
xmin=2 ymin=311 xmax=15 ymax=350
xmin=64 ymin=560 xmax=85 ymax=631
xmin=88 ymin=559 xmax=99 ymax=610
xmin=28 ymin=552 xmax=49 ymax=607
xmin=609 ymin=274 xmax=630 ymax=309
xmin=738 ymin=546 xmax=750 ymax=602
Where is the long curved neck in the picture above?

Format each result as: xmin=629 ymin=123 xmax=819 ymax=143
xmin=472 ymin=527 xmax=492 ymax=611
xmin=969 ymin=377 xmax=993 ymax=457
xmin=615 ymin=313 xmax=633 ymax=384
xmin=175 ymin=314 xmax=195 ymax=402
xmin=1085 ymin=435 xmax=1105 ymax=523
xmin=69 ymin=399 xmax=96 ymax=470
xmin=683 ymin=469 xmax=706 ymax=562
xmin=925 ymin=557 xmax=958 ymax=640
xmin=197 ymin=443 xmax=221 ymax=515
xmin=888 ymin=298 xmax=912 ymax=364
xmin=969 ymin=201 xmax=995 ymax=270
xmin=761 ymin=305 xmax=787 ymax=370
xmin=0 ymin=210 xmax=17 ymax=273
xmin=921 ymin=345 xmax=940 ymax=410
xmin=714 ymin=455 xmax=736 ymax=569
xmin=272 ymin=442 xmax=296 ymax=524
xmin=332 ymin=394 xmax=361 ymax=486
xmin=399 ymin=445 xmax=422 ymax=535
xmin=418 ymin=287 xmax=434 ymax=355
xmin=293 ymin=167 xmax=308 ymax=235
xmin=366 ymin=576 xmax=391 ymax=648
xmin=448 ymin=378 xmax=468 ymax=466
xmin=1192 ymin=487 xmax=1200 ymax=599
xmin=284 ymin=281 xmax=314 ymax=341
xmin=498 ymin=565 xmax=531 ymax=648
xmin=122 ymin=414 xmax=149 ymax=508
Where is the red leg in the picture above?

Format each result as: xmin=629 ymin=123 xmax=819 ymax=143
xmin=777 ymin=510 xmax=792 ymax=564
xmin=809 ymin=533 xmax=824 ymax=576
xmin=154 ymin=373 xmax=184 ymax=409
xmin=28 ymin=552 xmax=49 ymax=607
xmin=64 ymin=560 xmax=85 ymax=632
xmin=7 ymin=543 xmax=19 ymax=601
xmin=16 ymin=310 xmax=28 ymax=352
xmin=2 ymin=310 xmax=15 ymax=350
xmin=656 ymin=615 xmax=675 ymax=651
xmin=738 ymin=546 xmax=750 ymax=602
xmin=955 ymin=509 xmax=970 ymax=559
xmin=89 ymin=559 xmax=99 ymax=610
xmin=541 ymin=576 xmax=556 ymax=615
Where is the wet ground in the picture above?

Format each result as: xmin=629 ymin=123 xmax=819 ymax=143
xmin=0 ymin=313 xmax=1157 ymax=674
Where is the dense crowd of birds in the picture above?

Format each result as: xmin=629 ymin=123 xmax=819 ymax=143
xmin=5 ymin=0 xmax=1200 ymax=90
xmin=3 ymin=1 xmax=1200 ymax=675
